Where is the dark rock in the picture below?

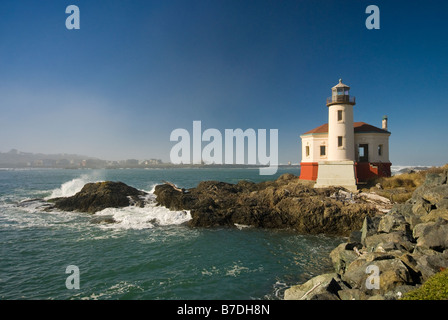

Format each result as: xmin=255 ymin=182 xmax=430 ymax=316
xmin=361 ymin=216 xmax=377 ymax=246
xmin=424 ymin=171 xmax=448 ymax=186
xmin=330 ymin=243 xmax=359 ymax=275
xmin=364 ymin=231 xmax=415 ymax=253
xmin=377 ymin=212 xmax=411 ymax=234
xmin=49 ymin=181 xmax=147 ymax=214
xmin=412 ymin=197 xmax=434 ymax=216
xmin=89 ymin=215 xmax=117 ymax=224
xmin=349 ymin=230 xmax=362 ymax=243
xmin=284 ymin=165 xmax=448 ymax=300
xmin=406 ymin=250 xmax=448 ymax=282
xmin=18 ymin=198 xmax=54 ymax=211
xmin=413 ymin=218 xmax=448 ymax=252
xmin=338 ymin=288 xmax=369 ymax=300
xmin=284 ymin=273 xmax=348 ymax=300
xmin=413 ymin=185 xmax=448 ymax=205
xmin=342 ymin=256 xmax=414 ymax=295
xmin=153 ymin=174 xmax=377 ymax=236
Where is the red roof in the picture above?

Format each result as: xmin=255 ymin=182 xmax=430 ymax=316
xmin=303 ymin=122 xmax=389 ymax=135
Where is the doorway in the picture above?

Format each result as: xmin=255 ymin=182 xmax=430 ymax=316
xmin=358 ymin=144 xmax=369 ymax=162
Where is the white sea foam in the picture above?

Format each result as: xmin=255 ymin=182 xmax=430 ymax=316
xmin=45 ymin=173 xmax=104 ymax=199
xmin=91 ymin=184 xmax=193 ymax=230
xmin=78 ymin=281 xmax=144 ymax=300
xmin=0 ymin=203 xmax=86 ymax=230
xmin=390 ymin=165 xmax=430 ymax=175
xmin=6 ymin=173 xmax=191 ymax=231
xmin=94 ymin=194 xmax=191 ymax=230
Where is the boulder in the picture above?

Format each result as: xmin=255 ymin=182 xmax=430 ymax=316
xmin=377 ymin=212 xmax=411 ymax=234
xmin=413 ymin=184 xmax=448 ymax=205
xmin=412 ymin=197 xmax=433 ymax=216
xmin=330 ymin=243 xmax=360 ymax=275
xmin=363 ymin=231 xmax=415 ymax=254
xmin=413 ymin=219 xmax=448 ymax=252
xmin=284 ymin=273 xmax=347 ymax=300
xmin=396 ymin=202 xmax=421 ymax=230
xmin=360 ymin=216 xmax=378 ymax=246
xmin=337 ymin=288 xmax=368 ymax=300
xmin=342 ymin=255 xmax=414 ymax=295
xmin=407 ymin=250 xmax=448 ymax=282
xmin=423 ymin=171 xmax=448 ymax=186
xmin=49 ymin=181 xmax=147 ymax=214
xmin=420 ymin=208 xmax=448 ymax=223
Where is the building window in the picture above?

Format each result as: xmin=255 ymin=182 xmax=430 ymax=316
xmin=337 ymin=110 xmax=343 ymax=121
xmin=378 ymin=144 xmax=383 ymax=156
xmin=338 ymin=136 xmax=343 ymax=147
xmin=306 ymin=146 xmax=310 ymax=157
xmin=320 ymin=145 xmax=326 ymax=156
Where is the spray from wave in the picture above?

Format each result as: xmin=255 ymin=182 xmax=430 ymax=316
xmin=42 ymin=173 xmax=191 ymax=230
xmin=45 ymin=172 xmax=105 ymax=199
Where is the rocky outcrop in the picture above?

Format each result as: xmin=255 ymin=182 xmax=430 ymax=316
xmin=285 ymin=167 xmax=448 ymax=300
xmin=48 ymin=181 xmax=148 ymax=214
xmin=154 ymin=174 xmax=380 ymax=236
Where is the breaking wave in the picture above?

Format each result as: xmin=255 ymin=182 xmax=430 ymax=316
xmin=34 ymin=174 xmax=191 ymax=230
xmin=45 ymin=173 xmax=104 ymax=199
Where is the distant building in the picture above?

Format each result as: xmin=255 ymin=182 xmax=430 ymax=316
xmin=33 ymin=160 xmax=44 ymax=167
xmin=141 ymin=159 xmax=162 ymax=165
xmin=56 ymin=159 xmax=70 ymax=167
xmin=42 ymin=159 xmax=57 ymax=167
xmin=299 ymin=79 xmax=391 ymax=191
xmin=125 ymin=159 xmax=139 ymax=166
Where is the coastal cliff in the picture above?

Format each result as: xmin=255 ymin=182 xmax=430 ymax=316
xmin=284 ymin=166 xmax=448 ymax=300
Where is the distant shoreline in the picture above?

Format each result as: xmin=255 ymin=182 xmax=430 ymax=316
xmin=0 ymin=164 xmax=434 ymax=174
xmin=0 ymin=164 xmax=300 ymax=170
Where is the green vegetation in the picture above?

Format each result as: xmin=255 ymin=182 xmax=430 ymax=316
xmin=401 ymin=269 xmax=448 ymax=300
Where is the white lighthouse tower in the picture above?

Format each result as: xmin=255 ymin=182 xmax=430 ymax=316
xmin=327 ymin=79 xmax=355 ymax=161
xmin=314 ymin=79 xmax=358 ymax=191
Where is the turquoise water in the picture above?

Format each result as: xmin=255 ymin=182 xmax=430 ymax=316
xmin=0 ymin=168 xmax=343 ymax=300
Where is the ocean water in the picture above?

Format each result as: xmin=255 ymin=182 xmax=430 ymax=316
xmin=0 ymin=167 xmax=344 ymax=300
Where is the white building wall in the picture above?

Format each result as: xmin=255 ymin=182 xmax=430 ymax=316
xmin=354 ymin=133 xmax=390 ymax=163
xmin=300 ymin=134 xmax=328 ymax=163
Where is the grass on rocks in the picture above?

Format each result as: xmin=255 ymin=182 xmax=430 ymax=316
xmin=362 ymin=164 xmax=448 ymax=204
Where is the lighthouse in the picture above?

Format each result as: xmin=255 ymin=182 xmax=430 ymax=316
xmin=314 ymin=79 xmax=357 ymax=191
xmin=299 ymin=79 xmax=391 ymax=192
xmin=327 ymin=79 xmax=356 ymax=161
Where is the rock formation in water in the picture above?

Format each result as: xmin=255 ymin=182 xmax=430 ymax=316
xmin=154 ymin=173 xmax=381 ymax=236
xmin=48 ymin=181 xmax=148 ymax=214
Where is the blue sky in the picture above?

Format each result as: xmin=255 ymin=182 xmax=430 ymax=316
xmin=0 ymin=0 xmax=447 ymax=165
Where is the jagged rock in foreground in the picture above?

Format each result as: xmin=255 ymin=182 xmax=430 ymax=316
xmin=48 ymin=181 xmax=148 ymax=214
xmin=154 ymin=173 xmax=379 ymax=236
xmin=285 ymin=167 xmax=448 ymax=300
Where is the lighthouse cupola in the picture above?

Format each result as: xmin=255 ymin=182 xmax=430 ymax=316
xmin=327 ymin=79 xmax=356 ymax=106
